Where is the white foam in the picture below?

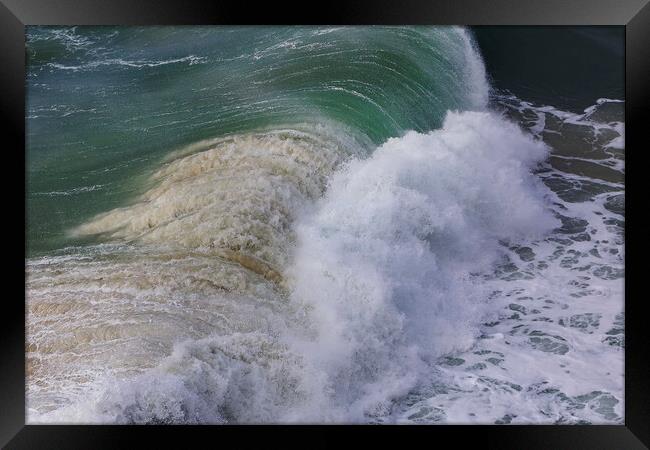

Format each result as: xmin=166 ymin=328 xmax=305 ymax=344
xmin=456 ymin=28 xmax=489 ymax=110
xmin=46 ymin=55 xmax=207 ymax=72
xmin=29 ymin=28 xmax=585 ymax=424
xmin=284 ymin=111 xmax=558 ymax=415
xmin=30 ymin=110 xmax=560 ymax=423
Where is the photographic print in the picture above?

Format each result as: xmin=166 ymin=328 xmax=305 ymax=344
xmin=25 ymin=26 xmax=624 ymax=425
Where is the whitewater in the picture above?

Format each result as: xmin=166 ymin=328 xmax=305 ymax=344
xmin=25 ymin=26 xmax=624 ymax=424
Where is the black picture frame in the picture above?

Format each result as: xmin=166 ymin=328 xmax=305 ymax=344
xmin=3 ymin=1 xmax=648 ymax=448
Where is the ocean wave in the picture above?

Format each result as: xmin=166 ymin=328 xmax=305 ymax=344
xmin=26 ymin=26 xmax=623 ymax=425
xmin=71 ymin=127 xmax=360 ymax=276
xmin=29 ymin=110 xmax=559 ymax=423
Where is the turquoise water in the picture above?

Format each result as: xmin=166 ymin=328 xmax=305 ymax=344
xmin=27 ymin=26 xmax=484 ymax=256
xmin=25 ymin=26 xmax=624 ymax=425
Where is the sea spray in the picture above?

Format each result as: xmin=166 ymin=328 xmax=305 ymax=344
xmin=26 ymin=26 xmax=625 ymax=425
xmin=30 ymin=111 xmax=559 ymax=423
xmin=285 ymin=111 xmax=559 ymax=417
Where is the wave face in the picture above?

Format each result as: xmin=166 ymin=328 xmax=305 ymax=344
xmin=72 ymin=128 xmax=355 ymax=278
xmin=26 ymin=27 xmax=624 ymax=424
xmin=28 ymin=111 xmax=557 ymax=424
xmin=26 ymin=26 xmax=488 ymax=257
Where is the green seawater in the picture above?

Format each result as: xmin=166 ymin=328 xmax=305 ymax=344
xmin=26 ymin=26 xmax=485 ymax=256
xmin=25 ymin=26 xmax=625 ymax=425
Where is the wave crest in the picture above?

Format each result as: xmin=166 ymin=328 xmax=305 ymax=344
xmin=73 ymin=128 xmax=359 ymax=276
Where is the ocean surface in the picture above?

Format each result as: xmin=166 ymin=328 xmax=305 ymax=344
xmin=25 ymin=26 xmax=624 ymax=424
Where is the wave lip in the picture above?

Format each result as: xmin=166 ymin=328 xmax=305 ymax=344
xmin=72 ymin=127 xmax=359 ymax=278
